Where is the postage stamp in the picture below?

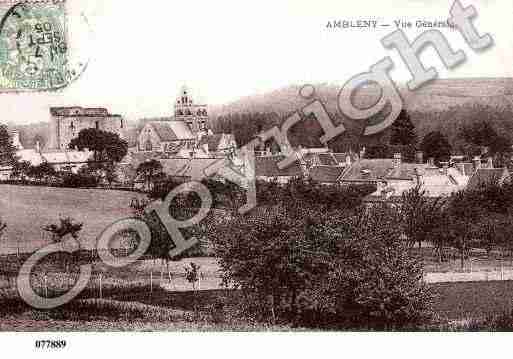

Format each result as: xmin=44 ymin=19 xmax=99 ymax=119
xmin=0 ymin=0 xmax=77 ymax=91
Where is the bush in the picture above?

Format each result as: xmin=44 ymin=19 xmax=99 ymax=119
xmin=61 ymin=172 xmax=99 ymax=188
xmin=212 ymin=204 xmax=433 ymax=330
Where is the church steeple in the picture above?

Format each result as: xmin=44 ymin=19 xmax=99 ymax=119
xmin=174 ymin=85 xmax=209 ymax=137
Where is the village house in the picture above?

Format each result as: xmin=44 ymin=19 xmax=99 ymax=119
xmin=197 ymin=133 xmax=237 ymax=158
xmin=17 ymin=145 xmax=93 ymax=173
xmin=254 ymin=155 xmax=304 ymax=184
xmin=253 ymin=146 xmax=355 ymax=185
xmin=0 ymin=127 xmax=94 ymax=181
xmin=467 ymin=167 xmax=510 ymax=190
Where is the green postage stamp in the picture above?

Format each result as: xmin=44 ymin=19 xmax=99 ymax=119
xmin=0 ymin=0 xmax=73 ymax=91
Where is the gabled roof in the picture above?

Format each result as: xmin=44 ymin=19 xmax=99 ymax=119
xmin=198 ymin=134 xmax=232 ymax=152
xmin=146 ymin=121 xmax=194 ymax=142
xmin=385 ymin=163 xmax=430 ymax=180
xmin=467 ymin=168 xmax=510 ymax=190
xmin=255 ymin=156 xmax=303 ymax=178
xmin=332 ymin=153 xmax=351 ymax=165
xmin=16 ymin=149 xmax=92 ymax=166
xmin=317 ymin=153 xmax=338 ymax=166
xmin=41 ymin=150 xmax=92 ymax=164
xmin=159 ymin=157 xmax=242 ymax=181
xmin=301 ymin=152 xmax=349 ymax=167
xmin=160 ymin=157 xmax=231 ymax=181
xmin=341 ymin=159 xmax=441 ymax=182
xmin=341 ymin=159 xmax=396 ymax=182
xmin=309 ymin=165 xmax=345 ymax=183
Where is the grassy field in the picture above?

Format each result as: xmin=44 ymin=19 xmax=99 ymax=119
xmin=0 ymin=185 xmax=146 ymax=254
xmin=1 ymin=250 xmax=513 ymax=330
xmin=432 ymin=281 xmax=513 ymax=321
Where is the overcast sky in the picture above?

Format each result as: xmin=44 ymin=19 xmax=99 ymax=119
xmin=1 ymin=0 xmax=512 ymax=125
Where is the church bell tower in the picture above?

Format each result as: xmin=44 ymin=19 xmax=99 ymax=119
xmin=174 ymin=85 xmax=209 ymax=137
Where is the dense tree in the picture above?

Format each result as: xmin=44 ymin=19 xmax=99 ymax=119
xmin=69 ymin=128 xmax=128 ymax=163
xmin=420 ymin=131 xmax=452 ymax=164
xmin=0 ymin=218 xmax=6 ymax=239
xmin=365 ymin=144 xmax=416 ymax=162
xmin=390 ymin=109 xmax=417 ymax=146
xmin=460 ymin=121 xmax=499 ymax=149
xmin=11 ymin=160 xmax=31 ymax=181
xmin=69 ymin=128 xmax=127 ymax=188
xmin=212 ymin=204 xmax=432 ymax=329
xmin=0 ymin=124 xmax=17 ymax=166
xmin=400 ymin=184 xmax=445 ymax=249
xmin=136 ymin=159 xmax=164 ymax=191
xmin=43 ymin=217 xmax=83 ymax=244
xmin=32 ymin=134 xmax=46 ymax=150
xmin=28 ymin=162 xmax=57 ymax=183
xmin=445 ymin=190 xmax=484 ymax=269
xmin=42 ymin=217 xmax=84 ymax=272
xmin=459 ymin=121 xmax=512 ymax=167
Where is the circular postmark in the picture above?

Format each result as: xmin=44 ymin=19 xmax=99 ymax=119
xmin=0 ymin=2 xmax=90 ymax=91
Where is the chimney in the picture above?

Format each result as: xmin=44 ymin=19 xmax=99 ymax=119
xmin=415 ymin=151 xmax=424 ymax=164
xmin=35 ymin=141 xmax=41 ymax=153
xmin=441 ymin=162 xmax=449 ymax=176
xmin=455 ymin=162 xmax=466 ymax=176
xmin=393 ymin=153 xmax=402 ymax=168
xmin=359 ymin=146 xmax=366 ymax=159
xmin=377 ymin=181 xmax=387 ymax=198
xmin=486 ymin=157 xmax=493 ymax=169
xmin=428 ymin=157 xmax=435 ymax=167
xmin=473 ymin=156 xmax=482 ymax=171
xmin=413 ymin=168 xmax=421 ymax=184
xmin=345 ymin=154 xmax=352 ymax=167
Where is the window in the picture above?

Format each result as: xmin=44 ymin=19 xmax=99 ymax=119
xmin=120 ymin=119 xmax=123 ymax=128
xmin=95 ymin=121 xmax=99 ymax=130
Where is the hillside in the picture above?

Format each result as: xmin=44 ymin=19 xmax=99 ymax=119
xmin=9 ymin=78 xmax=513 ymax=151
xmin=209 ymin=78 xmax=513 ymax=148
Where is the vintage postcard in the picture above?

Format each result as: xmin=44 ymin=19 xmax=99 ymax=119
xmin=1 ymin=0 xmax=513 ymax=357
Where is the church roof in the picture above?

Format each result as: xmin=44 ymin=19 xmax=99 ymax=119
xmin=147 ymin=121 xmax=195 ymax=141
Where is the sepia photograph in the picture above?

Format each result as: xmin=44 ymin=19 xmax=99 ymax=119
xmin=0 ymin=0 xmax=513 ymax=357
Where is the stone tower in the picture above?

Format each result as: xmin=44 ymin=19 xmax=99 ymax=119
xmin=48 ymin=107 xmax=125 ymax=150
xmin=174 ymin=85 xmax=209 ymax=137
